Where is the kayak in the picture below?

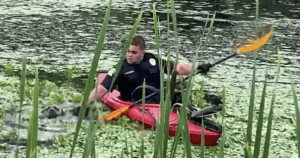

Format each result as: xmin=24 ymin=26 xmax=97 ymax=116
xmin=99 ymin=73 xmax=222 ymax=146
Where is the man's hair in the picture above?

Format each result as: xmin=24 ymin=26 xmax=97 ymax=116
xmin=132 ymin=36 xmax=145 ymax=50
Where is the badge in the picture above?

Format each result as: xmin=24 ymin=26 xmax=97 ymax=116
xmin=107 ymin=68 xmax=116 ymax=76
xmin=149 ymin=58 xmax=156 ymax=66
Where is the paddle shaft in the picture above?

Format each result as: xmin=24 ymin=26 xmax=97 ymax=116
xmin=178 ymin=52 xmax=237 ymax=83
xmin=210 ymin=52 xmax=237 ymax=67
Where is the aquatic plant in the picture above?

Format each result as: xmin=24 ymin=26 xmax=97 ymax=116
xmin=0 ymin=108 xmax=4 ymax=129
xmin=65 ymin=66 xmax=82 ymax=79
xmin=4 ymin=63 xmax=15 ymax=76
xmin=191 ymin=81 xmax=207 ymax=109
xmin=26 ymin=68 xmax=39 ymax=158
xmin=290 ymin=71 xmax=300 ymax=158
xmin=25 ymin=79 xmax=46 ymax=100
xmin=68 ymin=0 xmax=114 ymax=157
xmin=48 ymin=92 xmax=65 ymax=105
xmin=70 ymin=92 xmax=83 ymax=103
xmin=53 ymin=135 xmax=72 ymax=148
xmin=0 ymin=81 xmax=8 ymax=87
xmin=0 ymin=108 xmax=3 ymax=119
xmin=15 ymin=57 xmax=26 ymax=158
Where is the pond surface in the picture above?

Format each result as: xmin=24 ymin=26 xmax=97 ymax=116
xmin=0 ymin=0 xmax=300 ymax=157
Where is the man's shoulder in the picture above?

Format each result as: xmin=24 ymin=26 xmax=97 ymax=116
xmin=144 ymin=53 xmax=158 ymax=59
xmin=142 ymin=53 xmax=159 ymax=67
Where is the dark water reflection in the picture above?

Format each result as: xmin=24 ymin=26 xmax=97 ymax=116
xmin=0 ymin=0 xmax=299 ymax=92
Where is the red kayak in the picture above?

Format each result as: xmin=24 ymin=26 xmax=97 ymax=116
xmin=99 ymin=73 xmax=222 ymax=146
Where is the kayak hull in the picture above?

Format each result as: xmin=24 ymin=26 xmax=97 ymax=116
xmin=99 ymin=73 xmax=222 ymax=146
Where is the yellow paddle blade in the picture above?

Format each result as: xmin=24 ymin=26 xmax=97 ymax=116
xmin=104 ymin=106 xmax=129 ymax=121
xmin=237 ymin=24 xmax=273 ymax=53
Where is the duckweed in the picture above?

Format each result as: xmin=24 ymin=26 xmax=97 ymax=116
xmin=4 ymin=63 xmax=15 ymax=76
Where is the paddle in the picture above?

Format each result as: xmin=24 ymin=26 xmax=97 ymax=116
xmin=177 ymin=24 xmax=273 ymax=83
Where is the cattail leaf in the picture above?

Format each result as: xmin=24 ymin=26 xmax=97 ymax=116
xmin=208 ymin=12 xmax=216 ymax=33
xmin=263 ymin=50 xmax=280 ymax=158
xmin=253 ymin=72 xmax=268 ymax=158
xmin=246 ymin=55 xmax=256 ymax=146
xmin=291 ymin=75 xmax=300 ymax=158
xmin=16 ymin=57 xmax=26 ymax=158
xmin=69 ymin=0 xmax=112 ymax=157
xmin=26 ymin=68 xmax=39 ymax=158
xmin=140 ymin=136 xmax=144 ymax=158
xmin=201 ymin=118 xmax=205 ymax=158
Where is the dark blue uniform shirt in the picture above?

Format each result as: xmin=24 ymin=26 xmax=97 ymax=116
xmin=101 ymin=53 xmax=172 ymax=102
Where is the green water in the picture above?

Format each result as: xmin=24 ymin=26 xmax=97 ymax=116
xmin=0 ymin=0 xmax=300 ymax=157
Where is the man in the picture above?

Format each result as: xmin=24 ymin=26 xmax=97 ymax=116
xmin=41 ymin=36 xmax=221 ymax=119
xmin=87 ymin=36 xmax=213 ymax=104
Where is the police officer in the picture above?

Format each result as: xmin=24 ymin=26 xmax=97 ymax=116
xmin=88 ymin=36 xmax=212 ymax=104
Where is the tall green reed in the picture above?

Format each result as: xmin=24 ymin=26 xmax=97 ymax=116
xmin=246 ymin=0 xmax=260 ymax=151
xmin=200 ymin=12 xmax=216 ymax=158
xmin=71 ymin=0 xmax=144 ymax=157
xmin=290 ymin=74 xmax=300 ymax=157
xmin=152 ymin=0 xmax=193 ymax=157
xmin=26 ymin=68 xmax=39 ymax=158
xmin=69 ymin=0 xmax=112 ymax=157
xmin=218 ymin=86 xmax=226 ymax=158
xmin=253 ymin=71 xmax=268 ymax=158
xmin=262 ymin=49 xmax=280 ymax=158
xmin=140 ymin=79 xmax=146 ymax=158
xmin=152 ymin=2 xmax=168 ymax=158
xmin=15 ymin=57 xmax=26 ymax=158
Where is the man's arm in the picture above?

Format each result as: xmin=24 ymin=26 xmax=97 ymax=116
xmin=174 ymin=63 xmax=193 ymax=75
xmin=174 ymin=62 xmax=212 ymax=75
xmin=158 ymin=54 xmax=212 ymax=75
xmin=88 ymin=65 xmax=122 ymax=103
xmin=88 ymin=84 xmax=108 ymax=103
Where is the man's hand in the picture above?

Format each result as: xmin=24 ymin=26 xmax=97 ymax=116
xmin=197 ymin=63 xmax=212 ymax=74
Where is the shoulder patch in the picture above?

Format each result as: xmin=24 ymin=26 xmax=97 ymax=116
xmin=149 ymin=58 xmax=156 ymax=66
xmin=107 ymin=68 xmax=116 ymax=76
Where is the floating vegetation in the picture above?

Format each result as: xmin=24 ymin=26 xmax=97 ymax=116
xmin=0 ymin=81 xmax=8 ymax=87
xmin=4 ymin=63 xmax=15 ymax=76
xmin=65 ymin=66 xmax=83 ymax=79
xmin=191 ymin=81 xmax=207 ymax=109
xmin=48 ymin=92 xmax=65 ymax=105
xmin=70 ymin=92 xmax=83 ymax=103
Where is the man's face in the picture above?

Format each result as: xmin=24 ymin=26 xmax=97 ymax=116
xmin=126 ymin=45 xmax=145 ymax=64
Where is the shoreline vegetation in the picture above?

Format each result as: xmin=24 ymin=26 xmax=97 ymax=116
xmin=0 ymin=0 xmax=298 ymax=157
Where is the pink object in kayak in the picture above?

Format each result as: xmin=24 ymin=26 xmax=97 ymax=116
xmin=99 ymin=73 xmax=222 ymax=146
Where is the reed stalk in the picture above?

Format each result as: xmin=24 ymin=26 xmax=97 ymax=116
xmin=290 ymin=75 xmax=300 ymax=158
xmin=246 ymin=0 xmax=260 ymax=151
xmin=219 ymin=86 xmax=226 ymax=158
xmin=15 ymin=57 xmax=27 ymax=158
xmin=253 ymin=71 xmax=268 ymax=158
xmin=262 ymin=49 xmax=280 ymax=158
xmin=26 ymin=68 xmax=39 ymax=158
xmin=69 ymin=0 xmax=112 ymax=157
